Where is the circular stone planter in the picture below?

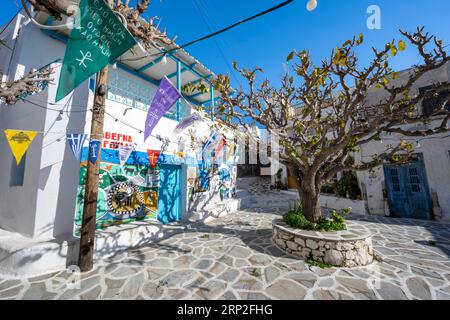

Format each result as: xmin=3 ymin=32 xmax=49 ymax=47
xmin=272 ymin=219 xmax=374 ymax=267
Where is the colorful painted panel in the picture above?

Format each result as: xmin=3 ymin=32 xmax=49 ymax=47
xmin=74 ymin=154 xmax=160 ymax=234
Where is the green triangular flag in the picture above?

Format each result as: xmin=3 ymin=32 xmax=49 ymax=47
xmin=55 ymin=0 xmax=136 ymax=102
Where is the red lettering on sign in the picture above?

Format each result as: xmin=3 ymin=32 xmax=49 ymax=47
xmin=102 ymin=132 xmax=134 ymax=151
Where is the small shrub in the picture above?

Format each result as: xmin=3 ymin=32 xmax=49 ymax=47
xmin=250 ymin=268 xmax=262 ymax=277
xmin=305 ymin=257 xmax=333 ymax=269
xmin=283 ymin=203 xmax=349 ymax=232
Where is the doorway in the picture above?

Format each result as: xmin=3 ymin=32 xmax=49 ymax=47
xmin=157 ymin=164 xmax=182 ymax=224
xmin=383 ymin=154 xmax=432 ymax=220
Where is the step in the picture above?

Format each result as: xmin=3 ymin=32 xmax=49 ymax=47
xmin=0 ymin=220 xmax=188 ymax=279
xmin=0 ymin=228 xmax=77 ymax=279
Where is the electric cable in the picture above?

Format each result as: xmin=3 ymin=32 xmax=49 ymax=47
xmin=120 ymin=0 xmax=294 ymax=63
xmin=0 ymin=6 xmax=23 ymax=36
xmin=156 ymin=0 xmax=294 ymax=57
xmin=191 ymin=0 xmax=242 ymax=88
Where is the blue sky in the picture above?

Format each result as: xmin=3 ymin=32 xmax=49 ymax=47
xmin=2 ymin=0 xmax=450 ymax=90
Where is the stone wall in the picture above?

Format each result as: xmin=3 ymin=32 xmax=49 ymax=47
xmin=272 ymin=220 xmax=374 ymax=267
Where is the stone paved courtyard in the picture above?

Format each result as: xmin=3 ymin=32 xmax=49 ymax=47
xmin=1 ymin=189 xmax=450 ymax=300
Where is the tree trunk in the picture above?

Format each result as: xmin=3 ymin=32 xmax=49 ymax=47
xmin=299 ymin=188 xmax=321 ymax=222
xmin=286 ymin=164 xmax=322 ymax=222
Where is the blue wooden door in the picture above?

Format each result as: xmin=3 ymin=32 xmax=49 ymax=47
xmin=157 ymin=164 xmax=182 ymax=224
xmin=383 ymin=154 xmax=432 ymax=220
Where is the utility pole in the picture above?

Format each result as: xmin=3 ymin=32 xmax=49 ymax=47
xmin=78 ymin=0 xmax=113 ymax=273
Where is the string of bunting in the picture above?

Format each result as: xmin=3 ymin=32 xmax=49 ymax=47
xmin=5 ymin=87 xmax=236 ymax=167
xmin=2 ymin=127 xmax=234 ymax=168
xmin=14 ymin=98 xmax=208 ymax=148
xmin=1 ymin=128 xmax=166 ymax=167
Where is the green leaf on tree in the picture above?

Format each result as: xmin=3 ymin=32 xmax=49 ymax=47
xmin=391 ymin=45 xmax=398 ymax=57
xmin=286 ymin=51 xmax=296 ymax=62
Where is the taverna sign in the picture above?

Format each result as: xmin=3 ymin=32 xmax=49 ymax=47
xmin=102 ymin=131 xmax=133 ymax=149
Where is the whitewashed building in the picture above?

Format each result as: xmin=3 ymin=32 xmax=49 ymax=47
xmin=356 ymin=62 xmax=450 ymax=221
xmin=0 ymin=13 xmax=239 ymax=277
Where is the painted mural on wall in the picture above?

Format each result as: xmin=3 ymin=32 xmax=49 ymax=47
xmin=218 ymin=164 xmax=237 ymax=200
xmin=74 ymin=151 xmax=160 ymax=234
xmin=197 ymin=166 xmax=211 ymax=192
xmin=218 ymin=164 xmax=231 ymax=200
xmin=189 ymin=139 xmax=237 ymax=200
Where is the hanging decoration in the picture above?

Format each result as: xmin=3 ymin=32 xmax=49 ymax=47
xmin=55 ymin=0 xmax=136 ymax=101
xmin=144 ymin=76 xmax=181 ymax=141
xmin=173 ymin=113 xmax=203 ymax=135
xmin=4 ymin=129 xmax=38 ymax=165
xmin=119 ymin=145 xmax=134 ymax=166
xmin=201 ymin=131 xmax=218 ymax=165
xmin=88 ymin=139 xmax=101 ymax=164
xmin=212 ymin=138 xmax=226 ymax=164
xmin=66 ymin=133 xmax=87 ymax=162
xmin=226 ymin=142 xmax=235 ymax=162
xmin=147 ymin=149 xmax=161 ymax=169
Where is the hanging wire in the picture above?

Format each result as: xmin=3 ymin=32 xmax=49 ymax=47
xmin=24 ymin=96 xmax=93 ymax=109
xmin=152 ymin=0 xmax=294 ymax=58
xmin=22 ymin=98 xmax=91 ymax=113
xmin=191 ymin=0 xmax=242 ymax=88
xmin=0 ymin=6 xmax=23 ymax=36
xmin=120 ymin=0 xmax=295 ymax=63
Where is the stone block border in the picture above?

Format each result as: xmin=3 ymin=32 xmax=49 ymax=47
xmin=272 ymin=219 xmax=374 ymax=267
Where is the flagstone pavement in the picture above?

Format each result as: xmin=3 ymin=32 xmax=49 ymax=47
xmin=1 ymin=190 xmax=450 ymax=300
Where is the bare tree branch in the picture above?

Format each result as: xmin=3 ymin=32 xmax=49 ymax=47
xmin=0 ymin=67 xmax=53 ymax=104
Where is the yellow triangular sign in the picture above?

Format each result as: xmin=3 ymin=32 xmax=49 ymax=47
xmin=4 ymin=129 xmax=38 ymax=165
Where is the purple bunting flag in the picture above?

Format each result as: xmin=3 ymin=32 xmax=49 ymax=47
xmin=144 ymin=76 xmax=181 ymax=141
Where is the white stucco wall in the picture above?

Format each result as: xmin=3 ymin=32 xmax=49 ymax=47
xmin=0 ymin=16 xmax=87 ymax=239
xmin=320 ymin=194 xmax=367 ymax=215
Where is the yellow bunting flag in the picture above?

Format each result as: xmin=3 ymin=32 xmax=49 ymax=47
xmin=4 ymin=129 xmax=38 ymax=165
